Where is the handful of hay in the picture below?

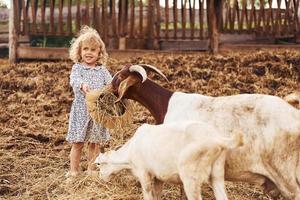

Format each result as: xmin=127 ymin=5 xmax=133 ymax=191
xmin=86 ymin=85 xmax=133 ymax=129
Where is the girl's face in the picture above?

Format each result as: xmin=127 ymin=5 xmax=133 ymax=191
xmin=80 ymin=41 xmax=100 ymax=67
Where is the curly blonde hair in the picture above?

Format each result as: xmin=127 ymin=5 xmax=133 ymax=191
xmin=69 ymin=26 xmax=108 ymax=65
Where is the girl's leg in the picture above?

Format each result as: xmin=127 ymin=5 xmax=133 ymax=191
xmin=69 ymin=142 xmax=84 ymax=176
xmin=87 ymin=142 xmax=100 ymax=172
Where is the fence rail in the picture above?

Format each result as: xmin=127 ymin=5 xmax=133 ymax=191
xmin=11 ymin=0 xmax=300 ymax=49
xmin=222 ymin=0 xmax=300 ymax=37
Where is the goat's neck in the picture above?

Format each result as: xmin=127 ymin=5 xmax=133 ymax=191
xmin=110 ymin=140 xmax=131 ymax=165
xmin=127 ymin=79 xmax=173 ymax=124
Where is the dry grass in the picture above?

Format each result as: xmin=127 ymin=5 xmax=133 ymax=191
xmin=1 ymin=49 xmax=299 ymax=200
xmin=86 ymin=86 xmax=133 ymax=130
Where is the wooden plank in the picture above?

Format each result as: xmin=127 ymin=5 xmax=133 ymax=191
xmin=249 ymin=0 xmax=255 ymax=31
xmin=76 ymin=0 xmax=81 ymax=32
xmin=284 ymin=0 xmax=292 ymax=34
xmin=50 ymin=0 xmax=55 ymax=34
xmin=259 ymin=0 xmax=266 ymax=33
xmin=235 ymin=0 xmax=241 ymax=32
xmin=276 ymin=0 xmax=282 ymax=35
xmin=17 ymin=47 xmax=69 ymax=60
xmin=159 ymin=39 xmax=209 ymax=50
xmin=84 ymin=0 xmax=90 ymax=25
xmin=293 ymin=0 xmax=300 ymax=34
xmin=138 ymin=0 xmax=143 ymax=38
xmin=41 ymin=0 xmax=46 ymax=34
xmin=239 ymin=0 xmax=245 ymax=32
xmin=129 ymin=0 xmax=135 ymax=38
xmin=0 ymin=33 xmax=8 ymax=43
xmin=118 ymin=0 xmax=127 ymax=36
xmin=208 ymin=0 xmax=219 ymax=53
xmin=199 ymin=0 xmax=204 ymax=39
xmin=165 ymin=0 xmax=169 ymax=39
xmin=22 ymin=0 xmax=28 ymax=35
xmin=181 ymin=0 xmax=187 ymax=39
xmin=147 ymin=0 xmax=154 ymax=48
xmin=9 ymin=0 xmax=18 ymax=63
xmin=58 ymin=0 xmax=63 ymax=35
xmin=268 ymin=0 xmax=275 ymax=33
xmin=190 ymin=0 xmax=196 ymax=39
xmin=67 ymin=0 xmax=72 ymax=35
xmin=174 ymin=0 xmax=178 ymax=38
xmin=223 ymin=1 xmax=229 ymax=32
xmin=111 ymin=0 xmax=117 ymax=37
xmin=13 ymin=0 xmax=20 ymax=34
xmin=155 ymin=0 xmax=161 ymax=39
xmin=49 ymin=0 xmax=54 ymax=35
xmin=102 ymin=0 xmax=108 ymax=43
xmin=30 ymin=0 xmax=37 ymax=34
xmin=92 ymin=0 xmax=96 ymax=30
xmin=230 ymin=0 xmax=236 ymax=31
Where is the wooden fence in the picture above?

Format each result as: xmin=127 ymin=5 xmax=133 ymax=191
xmin=222 ymin=0 xmax=300 ymax=38
xmin=9 ymin=0 xmax=300 ymax=61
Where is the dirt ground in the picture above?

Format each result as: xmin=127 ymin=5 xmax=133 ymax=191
xmin=0 ymin=49 xmax=299 ymax=200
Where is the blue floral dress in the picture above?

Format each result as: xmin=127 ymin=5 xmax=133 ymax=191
xmin=66 ymin=63 xmax=112 ymax=143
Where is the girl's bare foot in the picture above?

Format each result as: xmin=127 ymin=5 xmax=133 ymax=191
xmin=65 ymin=170 xmax=80 ymax=178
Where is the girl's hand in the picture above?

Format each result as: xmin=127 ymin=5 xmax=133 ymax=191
xmin=81 ymin=83 xmax=90 ymax=94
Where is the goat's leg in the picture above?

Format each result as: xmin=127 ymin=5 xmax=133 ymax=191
xmin=178 ymin=145 xmax=220 ymax=200
xmin=153 ymin=178 xmax=163 ymax=200
xmin=135 ymin=171 xmax=157 ymax=200
xmin=180 ymin=185 xmax=188 ymax=200
xmin=262 ymin=179 xmax=281 ymax=199
xmin=210 ymin=151 xmax=228 ymax=200
xmin=263 ymin=158 xmax=300 ymax=200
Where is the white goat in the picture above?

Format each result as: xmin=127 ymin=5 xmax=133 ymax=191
xmin=109 ymin=64 xmax=300 ymax=199
xmin=95 ymin=121 xmax=243 ymax=200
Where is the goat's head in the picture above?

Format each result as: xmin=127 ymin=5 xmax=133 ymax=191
xmin=111 ymin=64 xmax=168 ymax=102
xmin=95 ymin=151 xmax=130 ymax=182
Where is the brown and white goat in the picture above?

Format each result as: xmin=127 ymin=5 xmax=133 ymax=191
xmin=109 ymin=64 xmax=300 ymax=200
xmin=95 ymin=121 xmax=243 ymax=200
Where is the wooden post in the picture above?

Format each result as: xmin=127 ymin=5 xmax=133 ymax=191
xmin=215 ymin=0 xmax=223 ymax=32
xmin=207 ymin=0 xmax=219 ymax=54
xmin=9 ymin=0 xmax=18 ymax=63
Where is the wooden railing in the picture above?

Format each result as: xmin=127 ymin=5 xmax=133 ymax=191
xmin=222 ymin=0 xmax=300 ymax=37
xmin=13 ymin=0 xmax=210 ymax=44
xmin=12 ymin=0 xmax=300 ymax=47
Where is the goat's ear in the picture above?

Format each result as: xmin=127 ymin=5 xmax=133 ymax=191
xmin=115 ymin=76 xmax=139 ymax=102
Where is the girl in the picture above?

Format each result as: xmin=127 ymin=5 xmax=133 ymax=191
xmin=66 ymin=26 xmax=112 ymax=177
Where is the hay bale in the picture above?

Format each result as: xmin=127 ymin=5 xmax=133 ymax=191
xmin=86 ymin=85 xmax=133 ymax=129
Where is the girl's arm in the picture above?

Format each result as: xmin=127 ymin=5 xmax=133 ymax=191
xmin=70 ymin=64 xmax=84 ymax=93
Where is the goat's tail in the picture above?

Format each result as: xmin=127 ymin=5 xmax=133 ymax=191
xmin=284 ymin=92 xmax=300 ymax=109
xmin=221 ymin=131 xmax=244 ymax=150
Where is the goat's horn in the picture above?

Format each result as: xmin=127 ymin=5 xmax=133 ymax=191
xmin=138 ymin=64 xmax=169 ymax=82
xmin=129 ymin=65 xmax=147 ymax=83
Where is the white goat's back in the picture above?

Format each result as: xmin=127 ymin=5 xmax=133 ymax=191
xmin=130 ymin=121 xmax=240 ymax=183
